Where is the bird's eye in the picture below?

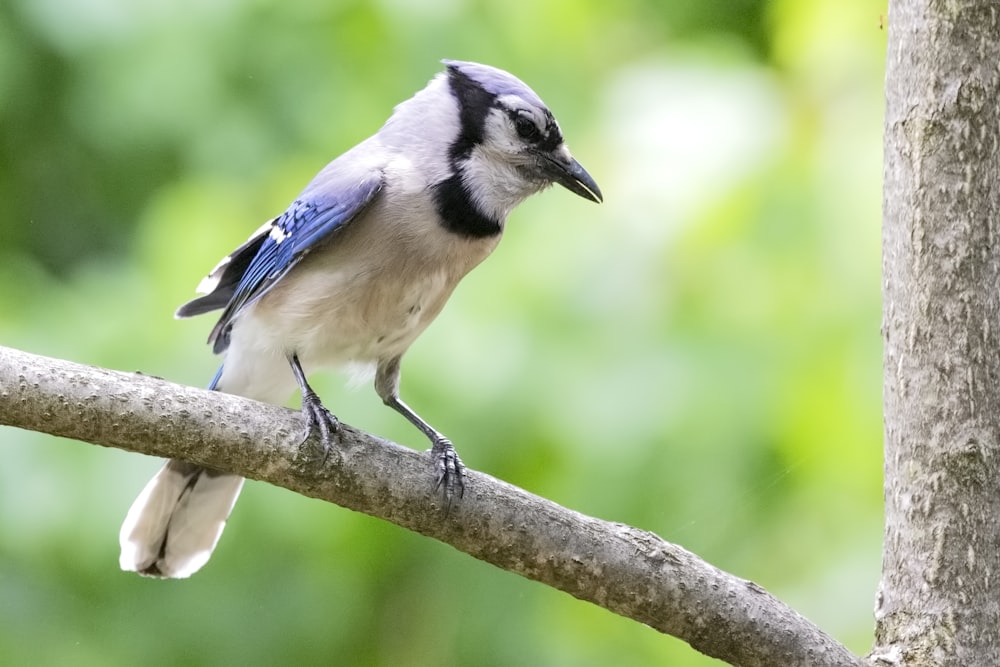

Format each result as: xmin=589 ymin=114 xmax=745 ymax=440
xmin=514 ymin=114 xmax=541 ymax=142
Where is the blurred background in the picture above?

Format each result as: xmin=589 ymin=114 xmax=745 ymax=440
xmin=0 ymin=0 xmax=886 ymax=664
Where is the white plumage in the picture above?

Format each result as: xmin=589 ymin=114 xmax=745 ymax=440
xmin=120 ymin=462 xmax=244 ymax=578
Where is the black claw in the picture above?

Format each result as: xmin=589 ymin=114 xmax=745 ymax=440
xmin=300 ymin=389 xmax=340 ymax=462
xmin=430 ymin=437 xmax=465 ymax=504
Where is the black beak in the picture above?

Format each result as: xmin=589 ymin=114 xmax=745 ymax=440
xmin=541 ymin=151 xmax=603 ymax=203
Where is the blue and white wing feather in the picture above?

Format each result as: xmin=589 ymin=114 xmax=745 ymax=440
xmin=176 ymin=164 xmax=384 ymax=354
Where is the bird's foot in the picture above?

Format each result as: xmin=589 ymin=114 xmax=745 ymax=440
xmin=300 ymin=389 xmax=340 ymax=462
xmin=430 ymin=437 xmax=465 ymax=504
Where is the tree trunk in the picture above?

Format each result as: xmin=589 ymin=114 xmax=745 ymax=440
xmin=877 ymin=0 xmax=1000 ymax=664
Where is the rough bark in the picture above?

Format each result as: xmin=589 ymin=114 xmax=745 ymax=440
xmin=0 ymin=344 xmax=865 ymax=667
xmin=877 ymin=0 xmax=1000 ymax=664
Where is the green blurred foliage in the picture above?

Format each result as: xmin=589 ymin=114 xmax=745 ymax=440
xmin=0 ymin=0 xmax=887 ymax=664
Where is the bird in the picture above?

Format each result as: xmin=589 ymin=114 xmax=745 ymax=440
xmin=119 ymin=59 xmax=602 ymax=578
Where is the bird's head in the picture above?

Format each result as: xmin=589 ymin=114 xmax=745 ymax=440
xmin=439 ymin=60 xmax=602 ymax=218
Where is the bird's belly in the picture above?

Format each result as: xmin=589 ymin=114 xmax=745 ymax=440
xmin=250 ymin=262 xmax=456 ymax=367
xmin=326 ymin=271 xmax=450 ymax=360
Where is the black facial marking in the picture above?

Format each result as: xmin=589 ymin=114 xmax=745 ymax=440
xmin=505 ymin=107 xmax=562 ymax=153
xmin=434 ymin=66 xmax=504 ymax=239
xmin=446 ymin=66 xmax=498 ymax=161
xmin=433 ymin=174 xmax=502 ymax=239
xmin=539 ymin=111 xmax=563 ymax=152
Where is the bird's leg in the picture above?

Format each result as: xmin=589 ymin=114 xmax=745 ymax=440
xmin=288 ymin=353 xmax=340 ymax=460
xmin=388 ymin=395 xmax=465 ymax=501
xmin=375 ymin=357 xmax=465 ymax=502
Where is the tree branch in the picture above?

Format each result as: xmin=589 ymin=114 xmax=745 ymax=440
xmin=0 ymin=344 xmax=865 ymax=667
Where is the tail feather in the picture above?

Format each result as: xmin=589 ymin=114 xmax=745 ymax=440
xmin=119 ymin=460 xmax=245 ymax=578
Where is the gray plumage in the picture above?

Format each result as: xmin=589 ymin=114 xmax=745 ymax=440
xmin=119 ymin=60 xmax=601 ymax=578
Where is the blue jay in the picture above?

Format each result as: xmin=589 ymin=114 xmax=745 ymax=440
xmin=119 ymin=60 xmax=602 ymax=578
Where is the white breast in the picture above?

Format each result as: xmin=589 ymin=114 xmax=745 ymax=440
xmin=215 ymin=176 xmax=501 ymax=404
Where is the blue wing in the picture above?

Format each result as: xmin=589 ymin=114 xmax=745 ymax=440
xmin=176 ymin=164 xmax=384 ymax=354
